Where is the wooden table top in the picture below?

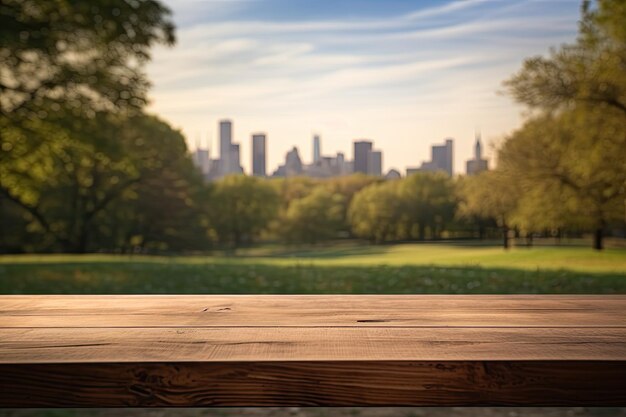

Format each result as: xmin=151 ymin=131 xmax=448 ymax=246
xmin=1 ymin=295 xmax=625 ymax=407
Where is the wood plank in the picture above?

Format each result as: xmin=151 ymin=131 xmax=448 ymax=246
xmin=2 ymin=295 xmax=625 ymax=328
xmin=1 ymin=327 xmax=625 ymax=363
xmin=1 ymin=361 xmax=624 ymax=407
xmin=1 ymin=295 xmax=625 ymax=407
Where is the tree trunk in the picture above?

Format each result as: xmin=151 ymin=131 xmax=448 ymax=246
xmin=478 ymin=223 xmax=485 ymax=240
xmin=526 ymin=233 xmax=533 ymax=247
xmin=418 ymin=223 xmax=425 ymax=241
xmin=502 ymin=226 xmax=509 ymax=249
xmin=593 ymin=227 xmax=604 ymax=251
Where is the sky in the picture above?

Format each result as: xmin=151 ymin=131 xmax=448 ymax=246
xmin=146 ymin=0 xmax=581 ymax=175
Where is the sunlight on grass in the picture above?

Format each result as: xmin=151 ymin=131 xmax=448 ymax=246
xmin=1 ymin=243 xmax=624 ymax=273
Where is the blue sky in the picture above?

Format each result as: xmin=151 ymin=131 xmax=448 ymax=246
xmin=147 ymin=0 xmax=581 ymax=174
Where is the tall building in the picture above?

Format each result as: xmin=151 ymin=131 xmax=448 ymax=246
xmin=252 ymin=133 xmax=266 ymax=177
xmin=272 ymin=147 xmax=304 ymax=177
xmin=416 ymin=138 xmax=454 ymax=176
xmin=432 ymin=138 xmax=454 ymax=176
xmin=367 ymin=150 xmax=382 ymax=176
xmin=192 ymin=148 xmax=210 ymax=176
xmin=285 ymin=147 xmax=303 ymax=176
xmin=466 ymin=133 xmax=488 ymax=175
xmin=216 ymin=119 xmax=243 ymax=176
xmin=230 ymin=143 xmax=241 ymax=174
xmin=313 ymin=135 xmax=321 ymax=164
xmin=354 ymin=140 xmax=373 ymax=174
xmin=219 ymin=120 xmax=232 ymax=164
xmin=336 ymin=152 xmax=346 ymax=174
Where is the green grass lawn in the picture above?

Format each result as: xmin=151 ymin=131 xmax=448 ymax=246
xmin=1 ymin=242 xmax=624 ymax=294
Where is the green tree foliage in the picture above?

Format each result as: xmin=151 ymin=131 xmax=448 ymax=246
xmin=497 ymin=109 xmax=625 ymax=249
xmin=0 ymin=0 xmax=174 ymax=119
xmin=281 ymin=187 xmax=346 ymax=244
xmin=348 ymin=180 xmax=403 ymax=244
xmin=348 ymin=173 xmax=457 ymax=243
xmin=1 ymin=110 xmax=208 ymax=252
xmin=209 ymin=175 xmax=279 ymax=246
xmin=505 ymin=0 xmax=626 ymax=116
xmin=267 ymin=175 xmax=378 ymax=243
xmin=0 ymin=0 xmax=205 ymax=254
xmin=503 ymin=0 xmax=626 ymax=249
xmin=457 ymin=171 xmax=519 ymax=249
xmin=399 ymin=172 xmax=457 ymax=240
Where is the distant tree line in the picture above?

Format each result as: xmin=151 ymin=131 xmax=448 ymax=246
xmin=1 ymin=0 xmax=624 ymax=253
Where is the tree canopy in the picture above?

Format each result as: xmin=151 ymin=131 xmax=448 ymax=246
xmin=500 ymin=0 xmax=626 ymax=249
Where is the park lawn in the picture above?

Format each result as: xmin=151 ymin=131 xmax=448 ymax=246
xmin=0 ymin=243 xmax=624 ymax=294
xmin=1 ymin=242 xmax=625 ymax=272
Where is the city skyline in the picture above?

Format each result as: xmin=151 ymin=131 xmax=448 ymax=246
xmin=193 ymin=118 xmax=484 ymax=179
xmin=147 ymin=0 xmax=580 ymax=174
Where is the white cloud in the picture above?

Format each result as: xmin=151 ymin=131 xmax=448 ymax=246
xmin=147 ymin=0 xmax=580 ymax=174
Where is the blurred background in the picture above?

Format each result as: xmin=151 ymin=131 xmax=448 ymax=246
xmin=0 ymin=0 xmax=625 ymax=416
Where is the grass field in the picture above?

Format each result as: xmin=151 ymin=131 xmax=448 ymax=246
xmin=1 ymin=242 xmax=624 ymax=294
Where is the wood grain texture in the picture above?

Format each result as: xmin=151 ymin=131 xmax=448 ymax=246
xmin=2 ymin=295 xmax=625 ymax=328
xmin=1 ymin=361 xmax=625 ymax=407
xmin=1 ymin=327 xmax=625 ymax=362
xmin=0 ymin=295 xmax=625 ymax=407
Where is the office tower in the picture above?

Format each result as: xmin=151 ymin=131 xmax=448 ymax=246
xmin=417 ymin=138 xmax=454 ymax=176
xmin=285 ymin=147 xmax=303 ymax=176
xmin=336 ymin=152 xmax=345 ymax=174
xmin=354 ymin=140 xmax=373 ymax=174
xmin=466 ymin=133 xmax=488 ymax=175
xmin=230 ymin=143 xmax=243 ymax=174
xmin=219 ymin=120 xmax=233 ymax=175
xmin=252 ymin=133 xmax=267 ymax=177
xmin=431 ymin=138 xmax=453 ymax=176
xmin=367 ymin=150 xmax=383 ymax=176
xmin=192 ymin=148 xmax=210 ymax=176
xmin=313 ymin=135 xmax=321 ymax=164
xmin=219 ymin=120 xmax=232 ymax=162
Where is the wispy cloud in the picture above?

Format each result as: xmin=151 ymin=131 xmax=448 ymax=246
xmin=148 ymin=0 xmax=580 ymax=173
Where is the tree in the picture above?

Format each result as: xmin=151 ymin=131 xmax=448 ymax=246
xmin=0 ymin=0 xmax=174 ymax=119
xmin=348 ymin=181 xmax=403 ymax=243
xmin=280 ymin=187 xmax=346 ymax=244
xmin=457 ymin=171 xmax=520 ymax=249
xmin=505 ymin=0 xmax=626 ymax=117
xmin=209 ymin=176 xmax=279 ymax=246
xmin=323 ymin=174 xmax=380 ymax=236
xmin=0 ymin=0 xmax=180 ymax=253
xmin=399 ymin=172 xmax=457 ymax=240
xmin=497 ymin=110 xmax=625 ymax=250
xmin=503 ymin=0 xmax=626 ymax=250
xmin=0 ymin=110 xmax=205 ymax=253
xmin=97 ymin=116 xmax=211 ymax=253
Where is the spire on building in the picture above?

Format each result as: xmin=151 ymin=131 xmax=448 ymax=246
xmin=475 ymin=131 xmax=482 ymax=161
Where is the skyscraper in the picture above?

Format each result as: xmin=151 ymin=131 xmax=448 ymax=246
xmin=252 ymin=133 xmax=266 ymax=177
xmin=285 ymin=147 xmax=303 ymax=176
xmin=219 ymin=119 xmax=233 ymax=175
xmin=354 ymin=140 xmax=373 ymax=174
xmin=313 ymin=135 xmax=321 ymax=164
xmin=229 ymin=143 xmax=243 ymax=174
xmin=219 ymin=120 xmax=232 ymax=163
xmin=431 ymin=138 xmax=453 ymax=176
xmin=367 ymin=150 xmax=383 ymax=176
xmin=417 ymin=138 xmax=454 ymax=176
xmin=192 ymin=148 xmax=210 ymax=176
